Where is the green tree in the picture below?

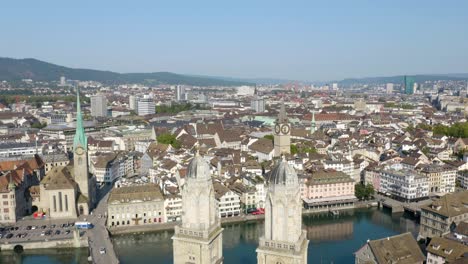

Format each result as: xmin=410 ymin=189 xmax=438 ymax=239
xmin=263 ymin=135 xmax=274 ymax=141
xmin=157 ymin=133 xmax=181 ymax=149
xmin=355 ymin=183 xmax=375 ymax=200
xmin=290 ymin=144 xmax=298 ymax=154
xmin=31 ymin=122 xmax=47 ymax=129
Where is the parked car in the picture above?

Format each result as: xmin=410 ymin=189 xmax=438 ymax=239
xmin=6 ymin=233 xmax=13 ymax=239
xmin=55 ymin=230 xmax=60 ymax=235
xmin=99 ymin=247 xmax=106 ymax=254
xmin=246 ymin=208 xmax=257 ymax=214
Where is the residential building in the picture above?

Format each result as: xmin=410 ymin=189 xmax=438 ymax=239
xmin=419 ymin=164 xmax=456 ymax=194
xmin=323 ymin=159 xmax=356 ymax=182
xmin=107 ymin=184 xmax=165 ymax=227
xmin=164 ymin=195 xmax=182 ymax=222
xmin=251 ymin=96 xmax=265 ymax=113
xmin=354 ymin=232 xmax=424 ymax=264
xmin=0 ymin=155 xmax=45 ymax=223
xmin=137 ymin=96 xmax=155 ymax=116
xmin=129 ymin=95 xmax=137 ymax=110
xmin=0 ymin=142 xmax=38 ymax=157
xmin=426 ymin=237 xmax=468 ymax=264
xmin=249 ymin=138 xmax=274 ymax=162
xmin=42 ymin=152 xmax=70 ymax=173
xmin=90 ymin=94 xmax=107 ymax=117
xmin=418 ymin=191 xmax=468 ymax=240
xmin=302 ymin=169 xmax=356 ymax=211
xmin=214 ymin=181 xmax=241 ymax=217
xmin=175 ymin=85 xmax=186 ymax=101
xmin=386 ymin=83 xmax=393 ymax=94
xmin=92 ymin=152 xmax=129 ymax=184
xmin=380 ymin=166 xmax=429 ymax=201
xmin=229 ymin=182 xmax=257 ymax=213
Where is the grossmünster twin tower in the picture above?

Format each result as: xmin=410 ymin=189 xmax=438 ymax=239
xmin=172 ymin=108 xmax=309 ymax=264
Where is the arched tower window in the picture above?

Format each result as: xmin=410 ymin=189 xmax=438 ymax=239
xmin=78 ymin=157 xmax=83 ymax=166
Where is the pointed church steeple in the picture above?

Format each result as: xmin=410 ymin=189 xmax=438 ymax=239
xmin=277 ymin=100 xmax=288 ymax=123
xmin=73 ymin=87 xmax=87 ymax=151
xmin=311 ymin=110 xmax=316 ymax=134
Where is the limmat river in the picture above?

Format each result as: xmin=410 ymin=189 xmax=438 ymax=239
xmin=0 ymin=208 xmax=420 ymax=264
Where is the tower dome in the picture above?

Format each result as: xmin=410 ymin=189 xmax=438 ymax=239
xmin=269 ymin=157 xmax=298 ymax=186
xmin=186 ymin=154 xmax=211 ymax=180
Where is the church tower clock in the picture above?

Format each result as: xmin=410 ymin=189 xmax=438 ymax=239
xmin=274 ymin=102 xmax=291 ymax=157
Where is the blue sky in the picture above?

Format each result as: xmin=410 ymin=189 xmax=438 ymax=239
xmin=2 ymin=0 xmax=468 ymax=81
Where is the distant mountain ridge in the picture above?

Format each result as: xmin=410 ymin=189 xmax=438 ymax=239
xmin=0 ymin=57 xmax=253 ymax=86
xmin=1 ymin=57 xmax=466 ymax=86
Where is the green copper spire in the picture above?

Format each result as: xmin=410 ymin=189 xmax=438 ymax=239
xmin=73 ymin=87 xmax=87 ymax=150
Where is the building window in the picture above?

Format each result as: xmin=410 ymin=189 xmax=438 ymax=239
xmin=65 ymin=194 xmax=68 ymax=211
xmin=53 ymin=195 xmax=57 ymax=212
xmin=58 ymin=192 xmax=63 ymax=212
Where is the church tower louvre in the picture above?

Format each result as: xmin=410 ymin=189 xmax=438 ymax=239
xmin=172 ymin=153 xmax=223 ymax=264
xmin=73 ymin=87 xmax=92 ymax=214
xmin=274 ymin=102 xmax=291 ymax=157
xmin=257 ymin=157 xmax=309 ymax=264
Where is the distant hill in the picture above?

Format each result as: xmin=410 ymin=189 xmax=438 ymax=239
xmin=339 ymin=74 xmax=468 ymax=85
xmin=0 ymin=57 xmax=253 ymax=86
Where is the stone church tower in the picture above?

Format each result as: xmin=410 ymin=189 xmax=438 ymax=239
xmin=172 ymin=153 xmax=223 ymax=264
xmin=257 ymin=157 xmax=308 ymax=264
xmin=274 ymin=103 xmax=291 ymax=157
xmin=73 ymin=88 xmax=93 ymax=214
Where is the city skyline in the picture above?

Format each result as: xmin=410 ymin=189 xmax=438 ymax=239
xmin=2 ymin=1 xmax=468 ymax=81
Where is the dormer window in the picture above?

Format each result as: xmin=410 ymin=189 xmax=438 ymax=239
xmin=444 ymin=249 xmax=453 ymax=254
xmin=432 ymin=244 xmax=440 ymax=250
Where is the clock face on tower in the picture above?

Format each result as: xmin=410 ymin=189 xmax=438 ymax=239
xmin=75 ymin=146 xmax=84 ymax=155
xmin=281 ymin=124 xmax=290 ymax=134
xmin=275 ymin=124 xmax=281 ymax=134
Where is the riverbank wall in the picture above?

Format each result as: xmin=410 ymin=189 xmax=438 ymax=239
xmin=0 ymin=237 xmax=88 ymax=251
xmin=109 ymin=201 xmax=378 ymax=236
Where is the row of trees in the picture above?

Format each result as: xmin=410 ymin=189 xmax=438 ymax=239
xmin=405 ymin=122 xmax=468 ymax=139
xmin=432 ymin=122 xmax=468 ymax=138
xmin=155 ymin=103 xmax=210 ymax=114
xmin=383 ymin=102 xmax=415 ymax=109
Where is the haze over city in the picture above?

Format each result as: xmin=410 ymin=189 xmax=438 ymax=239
xmin=2 ymin=1 xmax=468 ymax=81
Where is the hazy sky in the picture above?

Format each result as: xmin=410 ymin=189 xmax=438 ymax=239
xmin=2 ymin=0 xmax=468 ymax=81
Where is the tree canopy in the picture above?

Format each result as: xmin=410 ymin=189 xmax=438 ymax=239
xmin=433 ymin=122 xmax=468 ymax=138
xmin=156 ymin=133 xmax=181 ymax=149
xmin=355 ymin=183 xmax=375 ymax=200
